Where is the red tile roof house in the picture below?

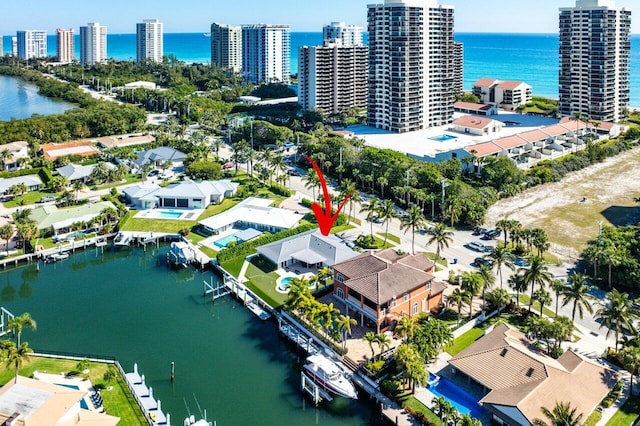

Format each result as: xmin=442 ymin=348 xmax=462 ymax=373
xmin=332 ymin=249 xmax=447 ymax=333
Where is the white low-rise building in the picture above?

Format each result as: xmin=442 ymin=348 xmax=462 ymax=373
xmin=0 ymin=141 xmax=29 ymax=171
xmin=124 ymin=179 xmax=238 ymax=210
xmin=473 ymin=78 xmax=532 ymax=110
xmin=0 ymin=175 xmax=42 ymax=195
xmin=451 ymin=116 xmax=505 ymax=137
xmin=199 ymin=197 xmax=303 ymax=235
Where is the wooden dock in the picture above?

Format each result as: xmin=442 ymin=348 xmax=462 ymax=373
xmin=208 ymin=265 xmax=274 ymax=321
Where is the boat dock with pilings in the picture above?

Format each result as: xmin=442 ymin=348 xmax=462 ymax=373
xmin=210 ymin=264 xmax=402 ymax=414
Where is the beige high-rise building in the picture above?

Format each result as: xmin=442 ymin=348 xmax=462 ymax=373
xmin=57 ymin=28 xmax=74 ymax=63
xmin=559 ymin=0 xmax=631 ymax=122
xmin=80 ymin=22 xmax=107 ymax=65
xmin=210 ymin=23 xmax=242 ymax=72
xmin=137 ymin=19 xmax=163 ymax=63
xmin=368 ymin=0 xmax=456 ymax=132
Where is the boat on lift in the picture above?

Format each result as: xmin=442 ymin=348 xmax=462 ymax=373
xmin=303 ymin=353 xmax=357 ymax=399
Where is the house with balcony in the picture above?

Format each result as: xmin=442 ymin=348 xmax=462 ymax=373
xmin=332 ymin=249 xmax=446 ymax=333
xmin=0 ymin=141 xmax=29 ymax=171
xmin=448 ymin=323 xmax=618 ymax=426
xmin=472 ymin=78 xmax=532 ymax=110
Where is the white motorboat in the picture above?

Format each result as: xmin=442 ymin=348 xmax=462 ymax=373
xmin=303 ymin=354 xmax=357 ymax=399
xmin=43 ymin=252 xmax=70 ymax=263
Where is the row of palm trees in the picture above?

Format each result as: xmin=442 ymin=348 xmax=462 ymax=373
xmin=3 ymin=313 xmax=37 ymax=384
xmin=431 ymin=396 xmax=482 ymax=426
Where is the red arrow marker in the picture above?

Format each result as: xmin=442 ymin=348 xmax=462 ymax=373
xmin=304 ymin=156 xmax=351 ymax=236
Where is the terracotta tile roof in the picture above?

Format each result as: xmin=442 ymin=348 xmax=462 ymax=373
xmin=494 ymin=135 xmax=527 ymax=149
xmin=541 ymin=124 xmax=572 ymax=137
xmin=518 ymin=129 xmax=549 ymax=143
xmin=333 ymin=250 xmax=437 ymax=304
xmin=41 ymin=141 xmax=100 ymax=160
xmin=453 ymin=101 xmax=493 ymax=112
xmin=452 ymin=116 xmax=495 ymax=129
xmin=465 ymin=142 xmax=502 ymax=157
xmin=473 ymin=78 xmax=500 ymax=88
xmin=449 ymin=323 xmax=618 ymax=424
xmin=496 ymin=80 xmax=529 ymax=90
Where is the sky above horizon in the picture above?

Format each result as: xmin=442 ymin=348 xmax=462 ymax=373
xmin=1 ymin=0 xmax=639 ymax=35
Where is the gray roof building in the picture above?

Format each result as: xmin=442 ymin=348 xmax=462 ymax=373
xmin=134 ymin=147 xmax=187 ymax=168
xmin=0 ymin=175 xmax=42 ymax=194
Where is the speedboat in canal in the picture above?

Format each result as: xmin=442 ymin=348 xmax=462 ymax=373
xmin=303 ymin=353 xmax=357 ymax=399
xmin=43 ymin=252 xmax=70 ymax=263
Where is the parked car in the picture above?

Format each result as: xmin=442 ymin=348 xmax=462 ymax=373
xmin=472 ymin=227 xmax=488 ymax=236
xmin=483 ymin=229 xmax=501 ymax=240
xmin=222 ymin=162 xmax=234 ymax=169
xmin=513 ymin=256 xmax=530 ymax=268
xmin=147 ymin=169 xmax=160 ymax=177
xmin=287 ymin=168 xmax=300 ymax=176
xmin=466 ymin=241 xmax=488 ymax=252
xmin=474 ymin=257 xmax=494 ymax=268
xmin=38 ymin=196 xmax=57 ymax=203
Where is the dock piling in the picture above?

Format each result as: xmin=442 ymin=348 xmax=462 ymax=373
xmin=170 ymin=361 xmax=175 ymax=382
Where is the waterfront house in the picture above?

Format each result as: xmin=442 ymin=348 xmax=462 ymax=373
xmin=41 ymin=140 xmax=101 ymax=161
xmin=134 ymin=146 xmax=187 ymax=170
xmin=0 ymin=141 xmax=29 ymax=171
xmin=0 ymin=175 xmax=42 ymax=196
xmin=199 ymin=197 xmax=302 ymax=235
xmin=332 ymin=249 xmax=446 ymax=333
xmin=472 ymin=78 xmax=532 ymax=110
xmin=30 ymin=200 xmax=116 ymax=235
xmin=56 ymin=162 xmax=115 ymax=184
xmin=155 ymin=179 xmax=237 ymax=209
xmin=122 ymin=183 xmax=162 ymax=209
xmin=257 ymin=229 xmax=359 ymax=270
xmin=448 ymin=323 xmax=618 ymax=426
xmin=0 ymin=375 xmax=119 ymax=425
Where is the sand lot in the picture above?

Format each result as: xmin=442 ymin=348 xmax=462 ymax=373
xmin=485 ymin=146 xmax=640 ymax=255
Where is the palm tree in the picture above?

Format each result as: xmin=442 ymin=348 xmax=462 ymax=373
xmin=340 ymin=179 xmax=357 ymax=224
xmin=476 ymin=263 xmax=495 ymax=312
xmin=448 ymin=288 xmax=469 ymax=325
xmin=363 ymin=331 xmax=377 ymax=360
xmin=284 ymin=277 xmax=311 ymax=311
xmin=596 ymin=289 xmax=639 ymax=351
xmin=0 ymin=224 xmax=13 ymax=255
xmin=72 ymin=179 xmax=84 ymax=203
xmin=461 ymin=272 xmax=483 ymax=318
xmin=5 ymin=342 xmax=33 ymax=384
xmin=394 ymin=315 xmax=419 ymax=343
xmin=522 ymin=256 xmax=552 ymax=313
xmin=360 ymin=198 xmax=379 ymax=237
xmin=495 ymin=219 xmax=512 ymax=246
xmin=560 ymin=273 xmax=593 ymax=322
xmin=336 ymin=314 xmax=356 ymax=351
xmin=508 ymin=272 xmax=528 ymax=308
xmin=8 ymin=312 xmax=37 ymax=346
xmin=103 ymin=366 xmax=116 ymax=386
xmin=533 ymin=288 xmax=552 ymax=317
xmin=302 ymin=168 xmax=321 ymax=201
xmin=377 ymin=199 xmax=396 ymax=246
xmin=601 ymin=245 xmax=622 ymax=290
xmin=316 ymin=266 xmax=333 ymax=290
xmin=400 ymin=205 xmax=426 ymax=255
xmin=549 ymin=279 xmax=565 ymax=317
xmin=533 ymin=401 xmax=583 ymax=426
xmin=460 ymin=414 xmax=482 ymax=426
xmin=425 ymin=222 xmax=454 ymax=262
xmin=395 ymin=343 xmax=423 ymax=391
xmin=620 ymin=346 xmax=640 ymax=397
xmin=486 ymin=244 xmax=514 ymax=289
xmin=375 ymin=333 xmax=391 ymax=359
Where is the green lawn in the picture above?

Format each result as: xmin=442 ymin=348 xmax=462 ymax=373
xmin=0 ymin=355 xmax=147 ymax=424
xmin=356 ymin=233 xmax=395 ymax=249
xmin=243 ymin=255 xmax=287 ymax=308
xmin=399 ymin=394 xmax=443 ymax=426
xmin=330 ymin=224 xmax=355 ymax=234
xmin=518 ymin=295 xmax=556 ymax=318
xmin=446 ymin=327 xmax=485 ymax=356
xmin=197 ymin=245 xmax=217 ymax=259
xmin=377 ymin=232 xmax=401 ymax=244
xmin=3 ymin=190 xmax=56 ymax=208
xmin=606 ymin=395 xmax=640 ymax=426
xmin=584 ymin=410 xmax=602 ymax=426
xmin=220 ymin=256 xmax=248 ymax=278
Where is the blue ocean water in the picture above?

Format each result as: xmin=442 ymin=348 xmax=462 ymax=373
xmin=2 ymin=32 xmax=640 ymax=105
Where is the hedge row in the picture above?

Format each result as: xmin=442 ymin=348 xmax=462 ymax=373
xmin=216 ymin=222 xmax=317 ymax=263
xmin=268 ymin=184 xmax=292 ymax=197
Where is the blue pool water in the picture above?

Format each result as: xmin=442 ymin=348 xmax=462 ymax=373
xmin=428 ymin=377 xmax=486 ymax=418
xmin=56 ymin=383 xmax=89 ymax=409
xmin=213 ymin=234 xmax=243 ymax=248
xmin=429 ymin=134 xmax=457 ymax=142
xmin=277 ymin=276 xmax=294 ymax=292
xmin=156 ymin=210 xmax=183 ymax=219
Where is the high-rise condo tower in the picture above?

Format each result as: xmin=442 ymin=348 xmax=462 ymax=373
xmin=80 ymin=22 xmax=107 ymax=65
xmin=137 ymin=19 xmax=164 ymax=63
xmin=242 ymin=24 xmax=290 ymax=84
xmin=210 ymin=23 xmax=243 ymax=72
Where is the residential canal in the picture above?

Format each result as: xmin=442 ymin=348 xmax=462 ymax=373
xmin=0 ymin=245 xmax=376 ymax=425
xmin=0 ymin=75 xmax=75 ymax=121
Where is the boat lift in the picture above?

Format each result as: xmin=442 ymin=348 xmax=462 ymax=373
xmin=301 ymin=372 xmax=333 ymax=406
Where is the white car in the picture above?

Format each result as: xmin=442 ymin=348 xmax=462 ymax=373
xmin=466 ymin=241 xmax=488 ymax=252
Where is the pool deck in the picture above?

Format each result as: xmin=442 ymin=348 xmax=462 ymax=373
xmin=134 ymin=208 xmax=204 ymax=221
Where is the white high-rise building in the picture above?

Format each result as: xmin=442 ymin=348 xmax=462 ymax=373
xmin=80 ymin=22 xmax=107 ymax=66
xmin=11 ymin=37 xmax=17 ymax=57
xmin=242 ymin=24 xmax=290 ymax=84
xmin=136 ymin=19 xmax=163 ymax=63
xmin=368 ymin=0 xmax=456 ymax=133
xmin=16 ymin=30 xmax=47 ymax=60
xmin=210 ymin=23 xmax=242 ymax=72
xmin=559 ymin=0 xmax=631 ymax=122
xmin=322 ymin=22 xmax=363 ymax=46
xmin=57 ymin=28 xmax=74 ymax=63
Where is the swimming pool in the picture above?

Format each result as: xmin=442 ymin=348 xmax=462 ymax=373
xmin=429 ymin=134 xmax=457 ymax=142
xmin=56 ymin=383 xmax=89 ymax=409
xmin=428 ymin=377 xmax=485 ymax=418
xmin=213 ymin=234 xmax=242 ymax=248
xmin=276 ymin=276 xmax=294 ymax=292
xmin=135 ymin=209 xmax=197 ymax=220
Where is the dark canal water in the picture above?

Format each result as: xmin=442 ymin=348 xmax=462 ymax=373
xmin=0 ymin=245 xmax=376 ymax=425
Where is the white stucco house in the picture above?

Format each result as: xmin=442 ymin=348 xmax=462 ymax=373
xmin=0 ymin=175 xmax=42 ymax=195
xmin=257 ymin=229 xmax=360 ymax=269
xmin=123 ymin=179 xmax=238 ymax=210
xmin=199 ymin=197 xmax=303 ymax=235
